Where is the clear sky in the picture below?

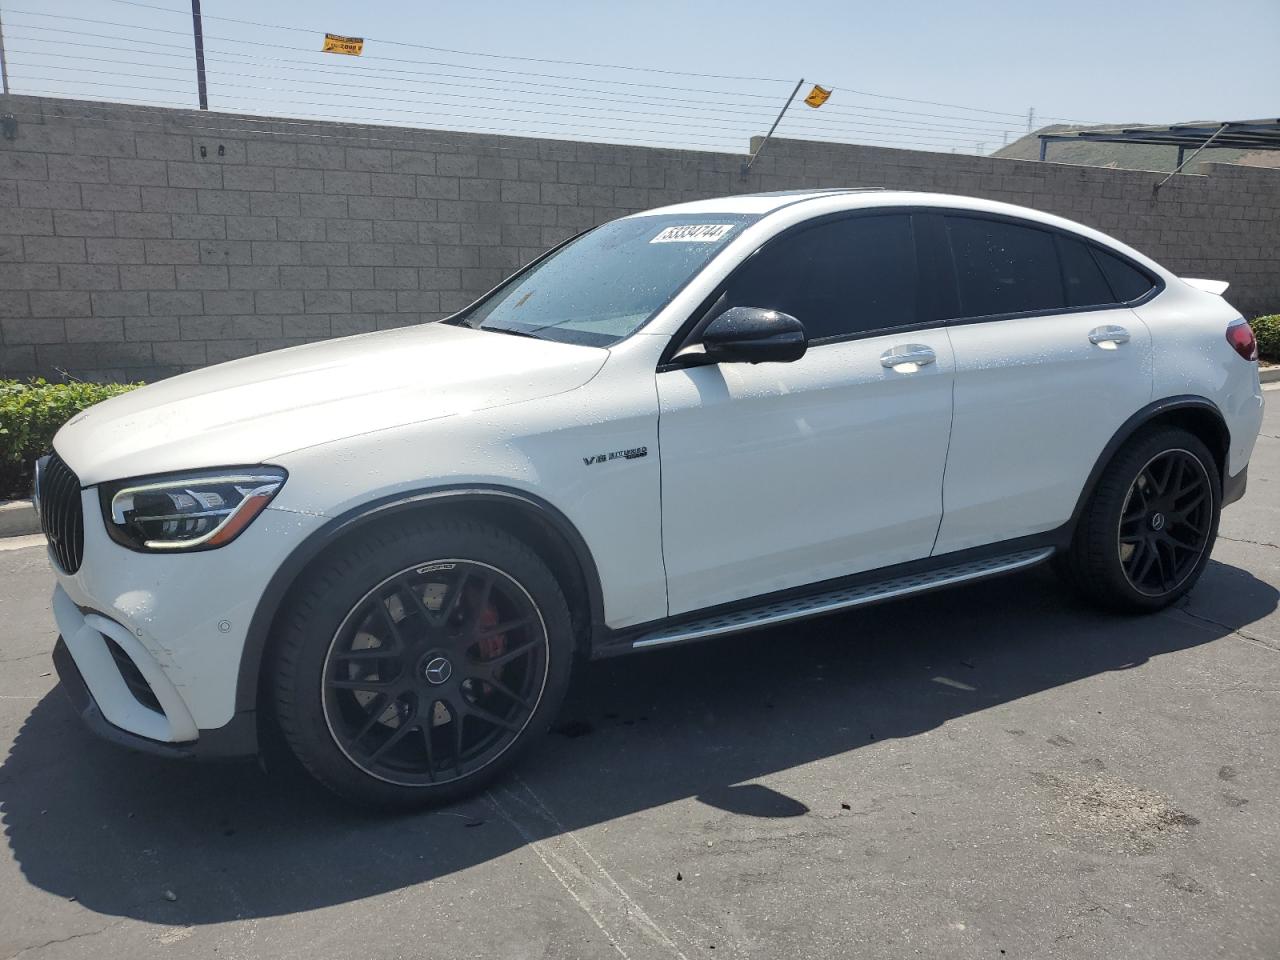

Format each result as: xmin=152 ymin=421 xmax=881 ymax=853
xmin=1 ymin=0 xmax=1276 ymax=155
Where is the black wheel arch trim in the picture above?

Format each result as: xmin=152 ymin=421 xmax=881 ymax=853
xmin=1066 ymin=394 xmax=1229 ymax=538
xmin=231 ymin=484 xmax=606 ymax=719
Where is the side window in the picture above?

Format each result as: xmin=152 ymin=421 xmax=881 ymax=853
xmin=1057 ymin=235 xmax=1114 ymax=308
xmin=1092 ymin=247 xmax=1157 ymax=303
xmin=945 ymin=216 xmax=1065 ymax=318
xmin=721 ymin=214 xmax=918 ymax=340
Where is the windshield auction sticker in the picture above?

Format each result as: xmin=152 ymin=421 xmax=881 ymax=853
xmin=650 ymin=224 xmax=736 ymax=243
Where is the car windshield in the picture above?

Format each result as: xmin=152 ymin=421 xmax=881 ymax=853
xmin=449 ymin=213 xmax=757 ymax=346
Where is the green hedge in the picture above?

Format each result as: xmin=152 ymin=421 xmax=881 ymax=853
xmin=0 ymin=379 xmax=140 ymax=499
xmin=1254 ymin=315 xmax=1280 ymax=363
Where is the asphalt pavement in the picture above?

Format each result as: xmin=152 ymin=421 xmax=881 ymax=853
xmin=1 ymin=392 xmax=1277 ymax=959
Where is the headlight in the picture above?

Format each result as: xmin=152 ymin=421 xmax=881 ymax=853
xmin=99 ymin=467 xmax=287 ymax=552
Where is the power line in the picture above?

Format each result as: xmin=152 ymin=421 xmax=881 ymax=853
xmin=1 ymin=99 xmax=744 ymax=155
xmin=10 ymin=86 xmax=1004 ymax=155
xmin=17 ymin=76 xmax=994 ymax=151
xmin=7 ymin=52 xmax=1024 ymax=143
xmin=3 ymin=22 xmax=1029 ymax=133
xmin=0 ymin=30 xmax=1024 ymax=140
xmin=5 ymin=5 xmax=1098 ymax=124
xmin=0 ymin=8 xmax=1098 ymax=156
xmin=9 ymin=92 xmax=1024 ymax=163
xmin=10 ymin=65 xmax=1019 ymax=150
xmin=8 ymin=59 xmax=771 ymax=135
xmin=1 ymin=10 xmax=792 ymax=101
xmin=11 ymin=75 xmax=755 ymax=145
xmin=3 ymin=44 xmax=783 ymax=124
xmin=101 ymin=0 xmax=1099 ymax=123
xmin=6 ymin=94 xmax=746 ymax=150
xmin=100 ymin=0 xmax=796 ymax=85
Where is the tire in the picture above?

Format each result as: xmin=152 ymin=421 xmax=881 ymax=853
xmin=271 ymin=515 xmax=574 ymax=808
xmin=1063 ymin=426 xmax=1221 ymax=613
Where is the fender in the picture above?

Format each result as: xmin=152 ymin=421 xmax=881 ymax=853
xmin=1065 ymin=394 xmax=1229 ymax=538
xmin=228 ymin=484 xmax=606 ymax=722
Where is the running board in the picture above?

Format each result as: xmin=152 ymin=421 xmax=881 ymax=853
xmin=631 ymin=547 xmax=1054 ymax=651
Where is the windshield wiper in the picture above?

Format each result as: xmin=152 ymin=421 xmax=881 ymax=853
xmin=481 ymin=326 xmax=543 ymax=340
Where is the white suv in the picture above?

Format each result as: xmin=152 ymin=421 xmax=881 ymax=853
xmin=38 ymin=189 xmax=1264 ymax=806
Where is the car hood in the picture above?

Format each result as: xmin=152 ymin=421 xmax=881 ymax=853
xmin=54 ymin=323 xmax=608 ymax=485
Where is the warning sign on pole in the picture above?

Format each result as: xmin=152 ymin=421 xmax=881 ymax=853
xmin=322 ymin=33 xmax=365 ymax=56
xmin=804 ymin=84 xmax=832 ymax=108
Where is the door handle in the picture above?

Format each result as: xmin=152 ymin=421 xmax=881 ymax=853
xmin=880 ymin=344 xmax=937 ymax=370
xmin=1088 ymin=325 xmax=1131 ymax=348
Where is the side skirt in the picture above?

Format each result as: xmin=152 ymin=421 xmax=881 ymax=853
xmin=593 ymin=540 xmax=1058 ymax=658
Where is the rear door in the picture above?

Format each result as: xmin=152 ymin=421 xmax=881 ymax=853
xmin=657 ymin=212 xmax=955 ymax=615
xmin=931 ymin=213 xmax=1156 ymax=554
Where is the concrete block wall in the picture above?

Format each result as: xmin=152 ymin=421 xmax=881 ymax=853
xmin=1 ymin=94 xmax=1277 ymax=381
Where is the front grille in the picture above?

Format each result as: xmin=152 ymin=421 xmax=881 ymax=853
xmin=105 ymin=637 xmax=164 ymax=714
xmin=38 ymin=450 xmax=84 ymax=574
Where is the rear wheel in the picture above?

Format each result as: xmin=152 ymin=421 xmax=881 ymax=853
xmin=1063 ymin=427 xmax=1220 ymax=612
xmin=271 ymin=517 xmax=573 ymax=808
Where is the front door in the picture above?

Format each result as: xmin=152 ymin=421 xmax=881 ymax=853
xmin=656 ymin=212 xmax=956 ymax=616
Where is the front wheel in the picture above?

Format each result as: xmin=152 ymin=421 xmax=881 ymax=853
xmin=1063 ymin=426 xmax=1221 ymax=613
xmin=271 ymin=517 xmax=574 ymax=808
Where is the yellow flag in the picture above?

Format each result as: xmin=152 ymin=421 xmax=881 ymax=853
xmin=804 ymin=84 xmax=832 ymax=108
xmin=322 ymin=33 xmax=365 ymax=56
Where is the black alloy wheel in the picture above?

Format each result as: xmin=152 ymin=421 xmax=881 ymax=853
xmin=1117 ymin=449 xmax=1214 ymax=597
xmin=1062 ymin=425 xmax=1221 ymax=613
xmin=322 ymin=559 xmax=550 ymax=787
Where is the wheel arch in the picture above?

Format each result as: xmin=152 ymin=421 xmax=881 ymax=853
xmin=235 ymin=485 xmax=605 ymax=722
xmin=1067 ymin=394 xmax=1230 ymax=539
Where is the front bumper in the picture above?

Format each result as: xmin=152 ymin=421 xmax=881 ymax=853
xmin=53 ymin=585 xmax=199 ymax=743
xmin=48 ymin=492 xmax=325 ymax=757
xmin=53 ymin=636 xmax=195 ymax=758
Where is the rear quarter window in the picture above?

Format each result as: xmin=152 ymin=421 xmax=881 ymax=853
xmin=1057 ymin=235 xmax=1114 ymax=308
xmin=1092 ymin=247 xmax=1158 ymax=303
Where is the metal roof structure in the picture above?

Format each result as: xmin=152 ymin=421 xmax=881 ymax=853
xmin=1038 ymin=118 xmax=1280 ymax=167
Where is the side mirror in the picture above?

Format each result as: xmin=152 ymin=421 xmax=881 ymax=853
xmin=688 ymin=307 xmax=807 ymax=365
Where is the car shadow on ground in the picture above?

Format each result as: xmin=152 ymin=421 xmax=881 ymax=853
xmin=1 ymin=560 xmax=1275 ymax=926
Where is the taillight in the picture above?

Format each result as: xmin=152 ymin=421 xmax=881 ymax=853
xmin=1226 ymin=320 xmax=1258 ymax=362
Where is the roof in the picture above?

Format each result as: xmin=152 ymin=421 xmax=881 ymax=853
xmin=1038 ymin=119 xmax=1280 ymax=155
xmin=625 ymin=190 xmax=1170 ymax=277
xmin=634 ymin=188 xmax=886 ymax=216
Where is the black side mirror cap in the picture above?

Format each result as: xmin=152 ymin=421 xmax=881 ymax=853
xmin=690 ymin=306 xmax=807 ymax=365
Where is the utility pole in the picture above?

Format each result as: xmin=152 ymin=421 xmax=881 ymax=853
xmin=191 ymin=0 xmax=208 ymax=109
xmin=1026 ymin=107 xmax=1035 ymax=133
xmin=976 ymin=142 xmax=987 ymax=155
xmin=1002 ymin=130 xmax=1010 ymax=146
xmin=0 ymin=6 xmax=10 ymax=97
xmin=741 ymin=78 xmax=804 ymax=177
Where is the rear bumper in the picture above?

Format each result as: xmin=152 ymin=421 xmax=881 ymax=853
xmin=1223 ymin=464 xmax=1248 ymax=507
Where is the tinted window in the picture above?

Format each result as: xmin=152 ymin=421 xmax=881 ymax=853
xmin=946 ymin=216 xmax=1064 ymax=318
xmin=1058 ymin=235 xmax=1114 ymax=308
xmin=722 ymin=214 xmax=917 ymax=340
xmin=1093 ymin=247 xmax=1156 ymax=302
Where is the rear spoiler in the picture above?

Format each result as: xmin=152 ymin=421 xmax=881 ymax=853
xmin=1182 ymin=277 xmax=1230 ymax=296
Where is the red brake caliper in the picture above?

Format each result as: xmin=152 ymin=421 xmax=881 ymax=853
xmin=475 ymin=600 xmax=506 ymax=696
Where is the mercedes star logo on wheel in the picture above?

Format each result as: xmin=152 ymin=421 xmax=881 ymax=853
xmin=424 ymin=656 xmax=453 ymax=685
